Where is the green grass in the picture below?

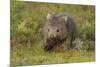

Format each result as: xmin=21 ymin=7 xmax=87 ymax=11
xmin=11 ymin=41 xmax=95 ymax=66
xmin=10 ymin=0 xmax=95 ymax=66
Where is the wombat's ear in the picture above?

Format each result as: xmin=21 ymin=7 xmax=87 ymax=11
xmin=60 ymin=16 xmax=68 ymax=22
xmin=47 ymin=13 xmax=53 ymax=20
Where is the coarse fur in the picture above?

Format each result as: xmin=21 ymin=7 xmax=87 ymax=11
xmin=43 ymin=13 xmax=76 ymax=51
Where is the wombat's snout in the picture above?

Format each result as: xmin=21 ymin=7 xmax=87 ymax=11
xmin=49 ymin=34 xmax=55 ymax=38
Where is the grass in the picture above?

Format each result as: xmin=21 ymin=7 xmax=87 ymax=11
xmin=11 ymin=41 xmax=95 ymax=66
xmin=10 ymin=0 xmax=95 ymax=66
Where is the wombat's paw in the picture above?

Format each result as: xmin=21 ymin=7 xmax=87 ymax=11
xmin=53 ymin=44 xmax=65 ymax=52
xmin=44 ymin=45 xmax=50 ymax=51
xmin=44 ymin=44 xmax=53 ymax=51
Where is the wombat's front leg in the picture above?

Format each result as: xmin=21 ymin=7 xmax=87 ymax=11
xmin=43 ymin=40 xmax=53 ymax=51
xmin=53 ymin=43 xmax=66 ymax=52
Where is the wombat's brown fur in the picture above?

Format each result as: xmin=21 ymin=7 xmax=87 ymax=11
xmin=43 ymin=13 xmax=76 ymax=51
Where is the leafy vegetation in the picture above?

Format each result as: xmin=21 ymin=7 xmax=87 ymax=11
xmin=10 ymin=0 xmax=95 ymax=66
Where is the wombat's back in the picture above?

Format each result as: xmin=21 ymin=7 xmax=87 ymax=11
xmin=55 ymin=13 xmax=76 ymax=35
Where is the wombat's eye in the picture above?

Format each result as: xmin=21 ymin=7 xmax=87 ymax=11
xmin=56 ymin=29 xmax=59 ymax=32
xmin=48 ymin=29 xmax=49 ymax=32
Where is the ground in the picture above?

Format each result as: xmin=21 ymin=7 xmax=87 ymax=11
xmin=11 ymin=41 xmax=95 ymax=66
xmin=10 ymin=0 xmax=95 ymax=66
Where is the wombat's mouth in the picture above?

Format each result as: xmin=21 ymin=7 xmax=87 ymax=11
xmin=48 ymin=37 xmax=66 ymax=44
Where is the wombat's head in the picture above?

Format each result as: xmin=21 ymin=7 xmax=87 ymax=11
xmin=43 ymin=13 xmax=68 ymax=40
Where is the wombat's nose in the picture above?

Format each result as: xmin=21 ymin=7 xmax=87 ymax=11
xmin=50 ymin=34 xmax=54 ymax=38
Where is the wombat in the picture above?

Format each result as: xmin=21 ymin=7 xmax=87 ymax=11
xmin=43 ymin=13 xmax=76 ymax=51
